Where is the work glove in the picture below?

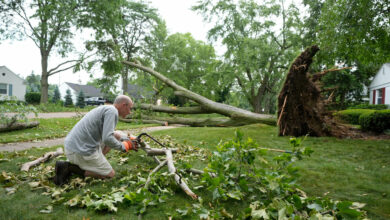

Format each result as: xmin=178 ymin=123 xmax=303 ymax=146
xmin=122 ymin=136 xmax=138 ymax=152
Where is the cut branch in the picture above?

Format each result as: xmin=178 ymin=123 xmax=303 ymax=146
xmin=21 ymin=148 xmax=63 ymax=171
xmin=165 ymin=149 xmax=198 ymax=200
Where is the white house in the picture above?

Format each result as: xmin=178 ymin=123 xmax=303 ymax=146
xmin=0 ymin=66 xmax=26 ymax=101
xmin=59 ymin=82 xmax=104 ymax=104
xmin=369 ymin=63 xmax=390 ymax=106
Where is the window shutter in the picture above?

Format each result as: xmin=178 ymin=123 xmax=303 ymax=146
xmin=382 ymin=88 xmax=386 ymax=104
xmin=8 ymin=84 xmax=13 ymax=96
xmin=373 ymin=90 xmax=376 ymax=104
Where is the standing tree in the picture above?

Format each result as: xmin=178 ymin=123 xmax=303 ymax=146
xmin=0 ymin=0 xmax=86 ymax=103
xmin=82 ymin=0 xmax=161 ymax=95
xmin=64 ymin=89 xmax=73 ymax=107
xmin=76 ymin=90 xmax=85 ymax=108
xmin=302 ymin=0 xmax=390 ymax=105
xmin=193 ymin=0 xmax=304 ymax=113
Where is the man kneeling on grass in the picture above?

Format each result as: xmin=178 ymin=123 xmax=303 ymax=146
xmin=54 ymin=95 xmax=138 ymax=186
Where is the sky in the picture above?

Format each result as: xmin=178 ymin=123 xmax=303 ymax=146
xmin=0 ymin=0 xmax=211 ymax=86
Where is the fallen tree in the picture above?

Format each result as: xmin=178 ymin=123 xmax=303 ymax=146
xmin=122 ymin=60 xmax=276 ymax=127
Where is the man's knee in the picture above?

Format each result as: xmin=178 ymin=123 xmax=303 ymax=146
xmin=106 ymin=169 xmax=115 ymax=178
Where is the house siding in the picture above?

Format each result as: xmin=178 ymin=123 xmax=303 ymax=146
xmin=369 ymin=64 xmax=390 ymax=106
xmin=0 ymin=66 xmax=26 ymax=101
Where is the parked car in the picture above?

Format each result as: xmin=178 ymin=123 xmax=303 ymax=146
xmin=85 ymin=97 xmax=106 ymax=105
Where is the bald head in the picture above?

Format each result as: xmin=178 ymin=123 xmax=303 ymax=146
xmin=114 ymin=95 xmax=133 ymax=118
xmin=114 ymin=95 xmax=133 ymax=105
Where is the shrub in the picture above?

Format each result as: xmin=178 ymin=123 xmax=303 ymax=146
xmin=359 ymin=109 xmax=390 ymax=133
xmin=25 ymin=92 xmax=41 ymax=104
xmin=335 ymin=109 xmax=375 ymax=125
xmin=64 ymin=89 xmax=73 ymax=107
xmin=76 ymin=90 xmax=85 ymax=108
xmin=348 ymin=104 xmax=388 ymax=110
xmin=52 ymin=86 xmax=61 ymax=103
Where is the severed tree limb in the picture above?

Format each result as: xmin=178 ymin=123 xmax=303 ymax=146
xmin=21 ymin=147 xmax=63 ymax=171
xmin=165 ymin=149 xmax=198 ymax=200
xmin=144 ymin=160 xmax=168 ymax=189
xmin=0 ymin=121 xmax=39 ymax=132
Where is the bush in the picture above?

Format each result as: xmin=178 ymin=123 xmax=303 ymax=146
xmin=335 ymin=109 xmax=375 ymax=125
xmin=25 ymin=92 xmax=41 ymax=104
xmin=76 ymin=90 xmax=85 ymax=108
xmin=64 ymin=89 xmax=73 ymax=107
xmin=359 ymin=109 xmax=390 ymax=133
xmin=348 ymin=104 xmax=388 ymax=110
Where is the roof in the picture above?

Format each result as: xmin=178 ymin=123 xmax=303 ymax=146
xmin=369 ymin=63 xmax=390 ymax=89
xmin=0 ymin=66 xmax=26 ymax=82
xmin=65 ymin=82 xmax=103 ymax=97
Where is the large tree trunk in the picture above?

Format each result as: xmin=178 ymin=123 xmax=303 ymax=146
xmin=122 ymin=61 xmax=276 ymax=126
xmin=40 ymin=51 xmax=49 ymax=104
xmin=122 ymin=66 xmax=129 ymax=95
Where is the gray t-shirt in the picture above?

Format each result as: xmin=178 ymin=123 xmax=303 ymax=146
xmin=64 ymin=105 xmax=124 ymax=155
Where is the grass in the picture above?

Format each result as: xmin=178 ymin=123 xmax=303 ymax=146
xmin=0 ymin=117 xmax=158 ymax=143
xmin=0 ymin=124 xmax=389 ymax=219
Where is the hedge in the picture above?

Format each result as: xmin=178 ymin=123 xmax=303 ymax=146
xmin=335 ymin=109 xmax=375 ymax=125
xmin=25 ymin=92 xmax=41 ymax=104
xmin=348 ymin=104 xmax=388 ymax=110
xmin=359 ymin=109 xmax=390 ymax=133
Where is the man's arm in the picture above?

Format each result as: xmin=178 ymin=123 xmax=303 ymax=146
xmin=101 ymin=108 xmax=125 ymax=151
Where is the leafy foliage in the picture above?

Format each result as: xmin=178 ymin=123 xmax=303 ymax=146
xmin=335 ymin=109 xmax=376 ymax=125
xmin=193 ymin=0 xmax=304 ymax=113
xmin=0 ymin=131 xmax=368 ymax=219
xmin=359 ymin=109 xmax=390 ymax=133
xmin=0 ymin=97 xmax=37 ymax=126
xmin=25 ymin=92 xmax=41 ymax=104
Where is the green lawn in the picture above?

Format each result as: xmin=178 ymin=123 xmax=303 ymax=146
xmin=0 ymin=124 xmax=389 ymax=219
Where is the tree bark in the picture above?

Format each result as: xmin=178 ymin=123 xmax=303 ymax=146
xmin=0 ymin=121 xmax=40 ymax=132
xmin=122 ymin=61 xmax=276 ymax=126
xmin=40 ymin=51 xmax=49 ymax=103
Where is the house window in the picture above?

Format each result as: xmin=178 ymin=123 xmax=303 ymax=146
xmin=0 ymin=83 xmax=7 ymax=94
xmin=377 ymin=89 xmax=383 ymax=104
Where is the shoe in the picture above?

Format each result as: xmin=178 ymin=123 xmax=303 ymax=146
xmin=54 ymin=161 xmax=70 ymax=186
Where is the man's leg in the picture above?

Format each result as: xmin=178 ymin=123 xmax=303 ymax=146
xmin=85 ymin=169 xmax=115 ymax=179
